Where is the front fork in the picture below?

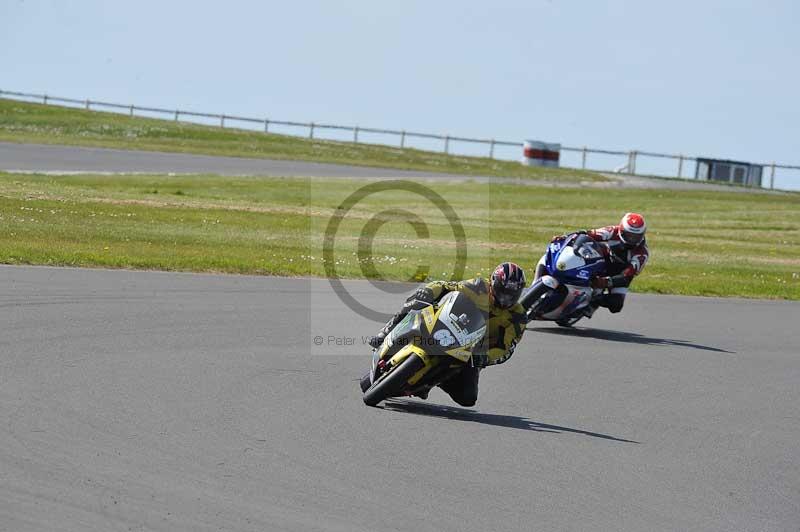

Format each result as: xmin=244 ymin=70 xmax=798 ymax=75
xmin=519 ymin=276 xmax=559 ymax=318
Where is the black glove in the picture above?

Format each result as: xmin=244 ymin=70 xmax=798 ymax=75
xmin=411 ymin=286 xmax=434 ymax=303
xmin=403 ymin=286 xmax=435 ymax=312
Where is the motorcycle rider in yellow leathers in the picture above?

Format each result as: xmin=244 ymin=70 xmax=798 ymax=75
xmin=368 ymin=262 xmax=527 ymax=406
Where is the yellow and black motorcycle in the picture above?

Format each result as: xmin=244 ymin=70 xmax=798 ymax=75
xmin=361 ymin=291 xmax=487 ymax=407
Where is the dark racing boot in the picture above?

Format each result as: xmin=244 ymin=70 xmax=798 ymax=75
xmin=368 ymin=321 xmax=394 ymax=348
xmin=369 ymin=289 xmax=435 ymax=349
xmin=368 ymin=308 xmax=409 ymax=349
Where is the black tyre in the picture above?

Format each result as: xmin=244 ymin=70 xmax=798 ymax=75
xmin=363 ymin=354 xmax=425 ymax=407
xmin=519 ymin=281 xmax=553 ymax=318
xmin=359 ymin=372 xmax=372 ymax=393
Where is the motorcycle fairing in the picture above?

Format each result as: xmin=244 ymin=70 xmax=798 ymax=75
xmin=372 ymin=291 xmax=487 ymax=387
xmin=545 ymin=234 xmax=607 ymax=287
xmin=539 ymin=285 xmax=593 ymax=320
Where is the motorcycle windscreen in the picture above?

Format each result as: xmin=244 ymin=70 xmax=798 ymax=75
xmin=576 ymin=243 xmax=603 ymax=260
xmin=432 ymin=292 xmax=487 ymax=360
xmin=550 ymin=245 xmax=607 ymax=286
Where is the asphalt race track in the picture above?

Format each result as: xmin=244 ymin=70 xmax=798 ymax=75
xmin=1 ymin=265 xmax=798 ymax=531
xmin=1 ymin=142 xmax=798 ymax=530
xmin=0 ymin=141 xmax=484 ymax=180
xmin=0 ymin=141 xmax=773 ymax=192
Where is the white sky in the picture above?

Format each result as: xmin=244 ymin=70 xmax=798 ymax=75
xmin=2 ymin=0 xmax=799 ymax=188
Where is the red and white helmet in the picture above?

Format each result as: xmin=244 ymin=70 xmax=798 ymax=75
xmin=619 ymin=212 xmax=646 ymax=246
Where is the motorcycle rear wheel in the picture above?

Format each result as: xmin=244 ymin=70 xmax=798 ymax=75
xmin=363 ymin=354 xmax=425 ymax=407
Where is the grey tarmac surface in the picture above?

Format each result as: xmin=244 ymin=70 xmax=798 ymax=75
xmin=0 ymin=141 xmax=495 ymax=181
xmin=1 ymin=141 xmax=779 ymax=192
xmin=1 ymin=265 xmax=798 ymax=531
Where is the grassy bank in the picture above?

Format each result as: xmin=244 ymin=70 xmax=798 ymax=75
xmin=0 ymin=98 xmax=605 ymax=183
xmin=1 ymin=172 xmax=798 ymax=299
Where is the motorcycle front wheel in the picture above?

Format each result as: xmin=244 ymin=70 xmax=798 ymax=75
xmin=363 ymin=354 xmax=425 ymax=407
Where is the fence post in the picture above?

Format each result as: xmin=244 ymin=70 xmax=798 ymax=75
xmin=581 ymin=146 xmax=587 ymax=169
xmin=444 ymin=135 xmax=450 ymax=154
xmin=354 ymin=126 xmax=359 ymax=143
xmin=174 ymin=110 xmax=179 ymax=121
xmin=220 ymin=115 xmax=225 ymax=128
xmin=264 ymin=119 xmax=270 ymax=132
xmin=628 ymin=150 xmax=637 ymax=174
xmin=489 ymin=139 xmax=495 ymax=159
xmin=309 ymin=122 xmax=315 ymax=139
xmin=770 ymin=162 xmax=776 ymax=189
xmin=129 ymin=104 xmax=134 ymax=117
xmin=400 ymin=130 xmax=406 ymax=148
xmin=677 ymin=155 xmax=684 ymax=178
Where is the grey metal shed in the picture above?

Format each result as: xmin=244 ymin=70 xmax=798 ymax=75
xmin=695 ymin=158 xmax=763 ymax=186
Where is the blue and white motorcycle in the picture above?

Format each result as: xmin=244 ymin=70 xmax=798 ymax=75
xmin=519 ymin=232 xmax=611 ymax=327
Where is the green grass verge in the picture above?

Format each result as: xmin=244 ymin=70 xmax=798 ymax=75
xmin=1 ymin=172 xmax=798 ymax=299
xmin=0 ymin=98 xmax=605 ymax=182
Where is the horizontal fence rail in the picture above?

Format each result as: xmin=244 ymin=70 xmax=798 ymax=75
xmin=1 ymin=89 xmax=798 ymax=190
